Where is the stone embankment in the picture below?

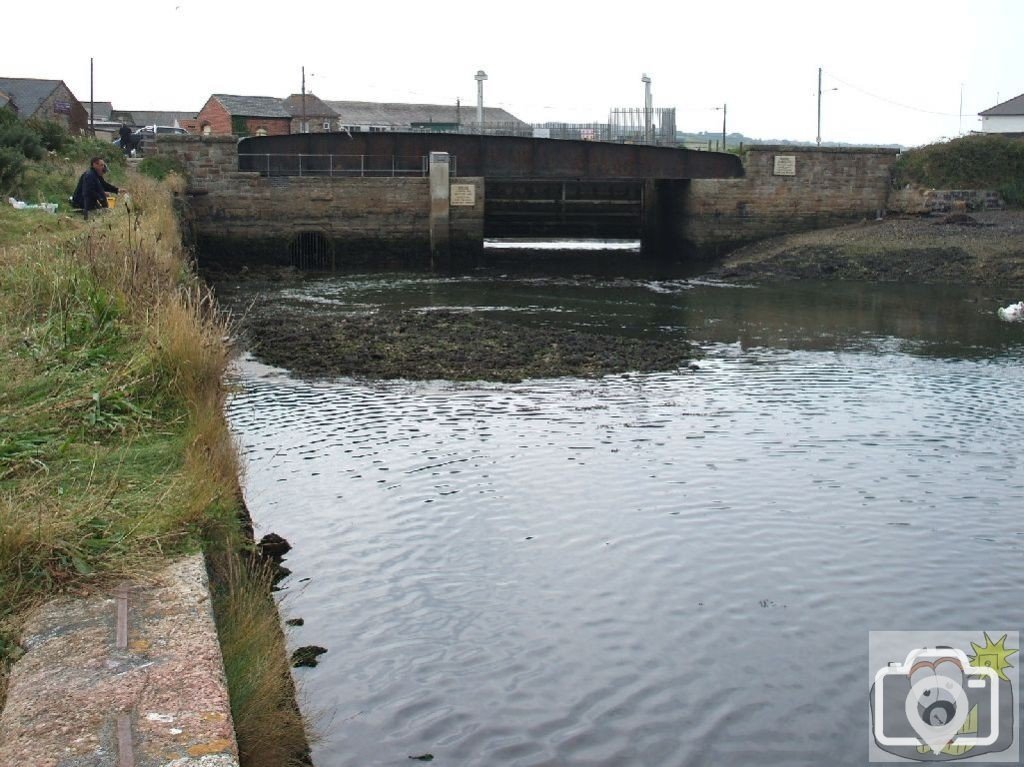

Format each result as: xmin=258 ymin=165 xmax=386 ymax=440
xmin=0 ymin=557 xmax=239 ymax=767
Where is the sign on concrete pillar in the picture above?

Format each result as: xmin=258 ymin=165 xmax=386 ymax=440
xmin=429 ymin=152 xmax=451 ymax=263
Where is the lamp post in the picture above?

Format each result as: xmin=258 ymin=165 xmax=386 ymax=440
xmin=475 ymin=70 xmax=488 ymax=132
xmin=641 ymin=73 xmax=652 ymax=144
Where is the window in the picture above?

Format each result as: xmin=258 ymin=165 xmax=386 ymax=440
xmin=202 ymin=123 xmax=212 ymax=136
xmin=369 ymin=126 xmax=387 ymax=133
xmin=343 ymin=126 xmax=362 ymax=133
xmin=323 ymin=121 xmax=331 ymax=131
xmin=255 ymin=127 xmax=268 ymax=137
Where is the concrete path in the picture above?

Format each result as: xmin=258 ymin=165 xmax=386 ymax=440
xmin=0 ymin=555 xmax=239 ymax=767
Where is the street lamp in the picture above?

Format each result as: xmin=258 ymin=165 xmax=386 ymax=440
xmin=641 ymin=73 xmax=652 ymax=144
xmin=715 ymin=103 xmax=727 ymax=151
xmin=475 ymin=70 xmax=488 ymax=132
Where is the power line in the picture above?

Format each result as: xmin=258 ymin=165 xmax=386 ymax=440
xmin=822 ymin=70 xmax=961 ymax=117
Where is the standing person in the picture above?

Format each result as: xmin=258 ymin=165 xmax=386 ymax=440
xmin=118 ymin=123 xmax=133 ymax=157
xmin=71 ymin=157 xmax=120 ymax=219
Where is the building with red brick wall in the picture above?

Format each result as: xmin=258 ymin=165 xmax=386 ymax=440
xmin=195 ymin=94 xmax=292 ymax=137
xmin=0 ymin=77 xmax=88 ymax=133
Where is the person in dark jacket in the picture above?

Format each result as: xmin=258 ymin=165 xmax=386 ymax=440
xmin=118 ymin=124 xmax=132 ymax=156
xmin=71 ymin=157 xmax=120 ymax=219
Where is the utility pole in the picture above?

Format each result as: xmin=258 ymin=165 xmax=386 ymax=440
xmin=959 ymin=83 xmax=964 ymax=135
xmin=89 ymin=58 xmax=95 ymax=137
xmin=456 ymin=97 xmax=461 ymax=130
xmin=643 ymin=73 xmax=651 ymax=145
xmin=301 ymin=66 xmax=307 ymax=134
xmin=721 ymin=103 xmax=727 ymax=151
xmin=475 ymin=70 xmax=487 ymax=132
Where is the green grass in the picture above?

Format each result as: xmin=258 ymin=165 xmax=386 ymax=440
xmin=0 ymin=143 xmax=310 ymax=762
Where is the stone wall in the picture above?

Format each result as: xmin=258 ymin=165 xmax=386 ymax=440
xmin=684 ymin=145 xmax=899 ymax=256
xmin=155 ymin=135 xmax=484 ymax=266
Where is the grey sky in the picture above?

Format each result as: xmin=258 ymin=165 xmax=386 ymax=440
xmin=8 ymin=0 xmax=1023 ymax=146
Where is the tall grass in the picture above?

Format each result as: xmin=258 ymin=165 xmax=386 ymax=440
xmin=210 ymin=550 xmax=314 ymax=767
xmin=0 ymin=162 xmax=309 ymax=760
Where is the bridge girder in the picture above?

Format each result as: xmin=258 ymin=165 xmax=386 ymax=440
xmin=238 ymin=132 xmax=743 ymax=181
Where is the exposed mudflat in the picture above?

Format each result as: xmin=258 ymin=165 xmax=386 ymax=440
xmin=711 ymin=210 xmax=1024 ymax=286
xmin=240 ymin=306 xmax=699 ymax=382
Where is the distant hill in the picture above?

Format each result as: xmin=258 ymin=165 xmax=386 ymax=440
xmin=678 ymin=130 xmax=903 ymax=151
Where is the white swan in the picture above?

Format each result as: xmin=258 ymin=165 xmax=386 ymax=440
xmin=997 ymin=301 xmax=1024 ymax=322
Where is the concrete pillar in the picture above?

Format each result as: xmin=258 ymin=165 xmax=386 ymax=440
xmin=429 ymin=152 xmax=451 ymax=266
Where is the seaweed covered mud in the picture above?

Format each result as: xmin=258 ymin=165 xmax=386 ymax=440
xmin=711 ymin=210 xmax=1024 ymax=286
xmin=206 ymin=269 xmax=701 ymax=382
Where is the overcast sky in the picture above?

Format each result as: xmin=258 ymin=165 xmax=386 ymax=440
xmin=7 ymin=0 xmax=1023 ymax=147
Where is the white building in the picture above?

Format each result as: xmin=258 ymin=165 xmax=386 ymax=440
xmin=979 ymin=93 xmax=1024 ymax=134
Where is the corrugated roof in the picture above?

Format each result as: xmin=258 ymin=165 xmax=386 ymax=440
xmin=85 ymin=101 xmax=113 ymax=120
xmin=325 ymin=100 xmax=527 ymax=127
xmin=283 ymin=93 xmax=337 ymax=118
xmin=213 ymin=94 xmax=291 ymax=118
xmin=116 ymin=110 xmax=196 ymax=128
xmin=979 ymin=93 xmax=1024 ymax=117
xmin=0 ymin=77 xmax=63 ymax=118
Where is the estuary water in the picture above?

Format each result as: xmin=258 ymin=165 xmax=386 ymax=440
xmin=222 ymin=264 xmax=1024 ymax=766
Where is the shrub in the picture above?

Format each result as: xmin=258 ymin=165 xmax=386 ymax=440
xmin=0 ymin=146 xmax=26 ymax=195
xmin=27 ymin=119 xmax=69 ymax=153
xmin=138 ymin=155 xmax=186 ymax=181
xmin=894 ymin=134 xmax=1024 ymax=194
xmin=0 ymin=122 xmax=44 ymax=161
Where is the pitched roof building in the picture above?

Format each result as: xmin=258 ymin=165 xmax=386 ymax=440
xmin=196 ymin=94 xmax=292 ymax=137
xmin=283 ymin=93 xmax=338 ymax=133
xmin=0 ymin=77 xmax=88 ymax=133
xmin=979 ymin=93 xmax=1024 ymax=134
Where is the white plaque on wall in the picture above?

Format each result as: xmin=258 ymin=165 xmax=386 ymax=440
xmin=773 ymin=155 xmax=797 ymax=176
xmin=451 ymin=184 xmax=477 ymax=206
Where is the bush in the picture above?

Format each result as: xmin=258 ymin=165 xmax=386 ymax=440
xmin=0 ymin=146 xmax=26 ymax=195
xmin=138 ymin=155 xmax=186 ymax=181
xmin=27 ymin=119 xmax=69 ymax=153
xmin=0 ymin=122 xmax=45 ymax=161
xmin=894 ymin=134 xmax=1024 ymax=194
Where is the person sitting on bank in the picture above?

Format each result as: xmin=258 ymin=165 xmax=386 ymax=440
xmin=71 ymin=157 xmax=120 ymax=219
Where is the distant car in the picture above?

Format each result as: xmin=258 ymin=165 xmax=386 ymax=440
xmin=112 ymin=125 xmax=188 ymax=156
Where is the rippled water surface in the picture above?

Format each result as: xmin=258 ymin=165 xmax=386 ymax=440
xmin=222 ymin=268 xmax=1024 ymax=766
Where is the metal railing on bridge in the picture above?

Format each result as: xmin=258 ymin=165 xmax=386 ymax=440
xmin=237 ymin=153 xmax=457 ymax=178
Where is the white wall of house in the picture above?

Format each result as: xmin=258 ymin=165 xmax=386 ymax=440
xmin=982 ymin=114 xmax=1024 ymax=133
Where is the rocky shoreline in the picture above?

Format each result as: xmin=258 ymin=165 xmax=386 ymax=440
xmin=710 ymin=209 xmax=1024 ymax=286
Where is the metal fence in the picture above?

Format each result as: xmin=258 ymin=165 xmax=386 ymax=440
xmin=237 ymin=153 xmax=457 ymax=177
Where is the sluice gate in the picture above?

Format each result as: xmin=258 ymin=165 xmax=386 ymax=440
xmin=485 ymin=181 xmax=643 ymax=239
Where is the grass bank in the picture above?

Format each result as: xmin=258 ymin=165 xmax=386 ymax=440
xmin=0 ymin=151 xmax=308 ymax=765
xmin=894 ymin=134 xmax=1024 ymax=206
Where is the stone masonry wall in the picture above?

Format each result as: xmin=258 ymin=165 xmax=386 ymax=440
xmin=154 ymin=135 xmax=483 ymax=265
xmin=685 ymin=145 xmax=899 ymax=256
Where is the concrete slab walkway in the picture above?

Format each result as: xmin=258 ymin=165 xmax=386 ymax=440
xmin=0 ymin=555 xmax=239 ymax=767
